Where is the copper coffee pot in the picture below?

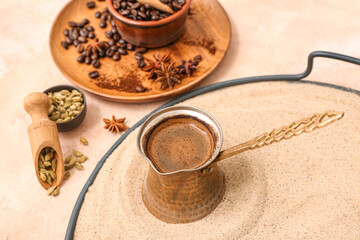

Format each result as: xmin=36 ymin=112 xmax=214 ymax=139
xmin=137 ymin=106 xmax=344 ymax=224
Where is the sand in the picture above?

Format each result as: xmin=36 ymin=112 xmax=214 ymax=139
xmin=74 ymin=81 xmax=360 ymax=239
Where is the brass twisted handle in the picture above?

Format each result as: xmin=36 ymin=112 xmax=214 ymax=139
xmin=214 ymin=111 xmax=344 ymax=162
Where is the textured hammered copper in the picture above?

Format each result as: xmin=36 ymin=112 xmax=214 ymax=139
xmin=137 ymin=107 xmax=344 ymax=224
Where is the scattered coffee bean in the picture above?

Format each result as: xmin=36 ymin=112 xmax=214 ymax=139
xmin=88 ymin=32 xmax=95 ymax=39
xmin=86 ymin=1 xmax=96 ymax=9
xmin=92 ymin=59 xmax=101 ymax=68
xmin=135 ymin=85 xmax=146 ymax=92
xmin=64 ymin=29 xmax=69 ymax=36
xmin=126 ymin=43 xmax=134 ymax=51
xmin=65 ymin=37 xmax=73 ymax=45
xmin=99 ymin=20 xmax=107 ymax=28
xmin=73 ymin=40 xmax=80 ymax=46
xmin=78 ymin=36 xmax=87 ymax=43
xmin=105 ymin=30 xmax=113 ymax=39
xmin=135 ymin=47 xmax=147 ymax=53
xmin=108 ymin=39 xmax=115 ymax=46
xmin=68 ymin=21 xmax=77 ymax=27
xmin=95 ymin=11 xmax=102 ymax=18
xmin=134 ymin=52 xmax=143 ymax=60
xmin=77 ymin=55 xmax=85 ymax=63
xmin=85 ymin=57 xmax=92 ymax=65
xmin=80 ymin=19 xmax=90 ymax=27
xmin=118 ymin=48 xmax=128 ymax=55
xmin=79 ymin=28 xmax=88 ymax=37
xmin=112 ymin=52 xmax=121 ymax=61
xmin=137 ymin=58 xmax=145 ymax=68
xmin=61 ymin=41 xmax=69 ymax=49
xmin=89 ymin=71 xmax=99 ymax=79
xmin=77 ymin=44 xmax=85 ymax=53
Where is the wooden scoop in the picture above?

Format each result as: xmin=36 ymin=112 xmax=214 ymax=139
xmin=137 ymin=0 xmax=174 ymax=13
xmin=24 ymin=92 xmax=64 ymax=189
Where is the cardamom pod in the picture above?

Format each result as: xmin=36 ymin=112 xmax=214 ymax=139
xmin=63 ymin=171 xmax=70 ymax=180
xmin=73 ymin=150 xmax=83 ymax=157
xmin=69 ymin=155 xmax=77 ymax=166
xmin=75 ymin=162 xmax=84 ymax=170
xmin=40 ymin=172 xmax=47 ymax=182
xmin=52 ymin=186 xmax=60 ymax=196
xmin=47 ymin=186 xmax=57 ymax=195
xmin=65 ymin=155 xmax=72 ymax=164
xmin=80 ymin=137 xmax=88 ymax=145
xmin=77 ymin=155 xmax=88 ymax=163
xmin=65 ymin=164 xmax=74 ymax=171
xmin=44 ymin=161 xmax=52 ymax=167
xmin=51 ymin=159 xmax=57 ymax=172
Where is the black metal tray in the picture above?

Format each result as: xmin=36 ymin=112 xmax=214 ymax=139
xmin=66 ymin=51 xmax=360 ymax=239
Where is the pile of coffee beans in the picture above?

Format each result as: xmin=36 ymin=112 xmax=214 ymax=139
xmin=61 ymin=19 xmax=96 ymax=50
xmin=61 ymin=6 xmax=148 ymax=83
xmin=112 ymin=0 xmax=186 ymax=21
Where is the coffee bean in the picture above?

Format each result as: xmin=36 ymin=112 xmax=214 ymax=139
xmin=91 ymin=54 xmax=98 ymax=60
xmin=134 ymin=52 xmax=143 ymax=60
xmin=89 ymin=71 xmax=99 ymax=79
xmin=99 ymin=50 xmax=106 ymax=58
xmin=100 ymin=13 xmax=108 ymax=21
xmin=99 ymin=20 xmax=107 ymax=28
xmin=65 ymin=36 xmax=73 ymax=44
xmin=110 ymin=27 xmax=116 ymax=34
xmin=77 ymin=44 xmax=85 ymax=53
xmin=110 ymin=45 xmax=118 ymax=51
xmin=144 ymin=3 xmax=151 ymax=9
xmin=105 ymin=30 xmax=113 ymax=39
xmin=172 ymin=1 xmax=182 ymax=10
xmin=193 ymin=55 xmax=202 ymax=61
xmin=78 ymin=36 xmax=87 ymax=43
xmin=85 ymin=57 xmax=92 ymax=65
xmin=151 ymin=15 xmax=160 ymax=20
xmin=77 ymin=55 xmax=85 ymax=63
xmin=135 ymin=47 xmax=147 ymax=53
xmin=95 ymin=11 xmax=102 ymax=18
xmin=138 ymin=11 xmax=147 ymax=19
xmin=126 ymin=43 xmax=134 ymax=50
xmin=112 ymin=52 xmax=121 ymax=61
xmin=88 ymin=32 xmax=95 ymax=39
xmin=86 ymin=26 xmax=94 ymax=32
xmin=64 ymin=29 xmax=69 ymax=36
xmin=118 ymin=48 xmax=128 ymax=55
xmin=131 ymin=9 xmax=137 ymax=16
xmin=112 ymin=33 xmax=120 ymax=41
xmin=61 ymin=41 xmax=69 ymax=49
xmin=120 ymin=9 xmax=130 ymax=15
xmin=102 ymin=7 xmax=108 ymax=13
xmin=70 ymin=29 xmax=79 ymax=40
xmin=137 ymin=58 xmax=145 ymax=68
xmin=108 ymin=39 xmax=115 ymax=46
xmin=73 ymin=40 xmax=80 ymax=46
xmin=111 ymin=20 xmax=116 ymax=27
xmin=86 ymin=1 xmax=96 ymax=9
xmin=79 ymin=28 xmax=88 ymax=37
xmin=80 ymin=19 xmax=90 ymax=27
xmin=92 ymin=59 xmax=101 ymax=68
xmin=106 ymin=48 xmax=115 ymax=57
xmin=121 ymin=1 xmax=127 ymax=8
xmin=68 ymin=21 xmax=77 ymax=27
xmin=135 ymin=85 xmax=146 ymax=92
xmin=119 ymin=39 xmax=127 ymax=44
xmin=113 ymin=1 xmax=121 ymax=9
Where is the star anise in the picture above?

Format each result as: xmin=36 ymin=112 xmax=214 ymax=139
xmin=86 ymin=38 xmax=109 ymax=57
xmin=141 ymin=53 xmax=171 ymax=79
xmin=177 ymin=55 xmax=202 ymax=77
xmin=154 ymin=63 xmax=182 ymax=89
xmin=103 ymin=115 xmax=128 ymax=133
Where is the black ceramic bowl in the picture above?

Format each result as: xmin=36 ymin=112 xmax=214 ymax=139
xmin=43 ymin=85 xmax=87 ymax=132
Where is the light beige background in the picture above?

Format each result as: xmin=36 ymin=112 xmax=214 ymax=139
xmin=0 ymin=0 xmax=359 ymax=239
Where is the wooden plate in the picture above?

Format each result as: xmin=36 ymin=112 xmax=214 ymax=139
xmin=49 ymin=0 xmax=231 ymax=102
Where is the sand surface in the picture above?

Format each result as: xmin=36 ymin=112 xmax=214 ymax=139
xmin=74 ymin=81 xmax=360 ymax=239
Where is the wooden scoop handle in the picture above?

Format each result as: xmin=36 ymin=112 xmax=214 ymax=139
xmin=24 ymin=92 xmax=50 ymax=122
xmin=214 ymin=111 xmax=344 ymax=162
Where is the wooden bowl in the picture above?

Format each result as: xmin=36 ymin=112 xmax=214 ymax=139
xmin=106 ymin=0 xmax=192 ymax=48
xmin=43 ymin=85 xmax=87 ymax=132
